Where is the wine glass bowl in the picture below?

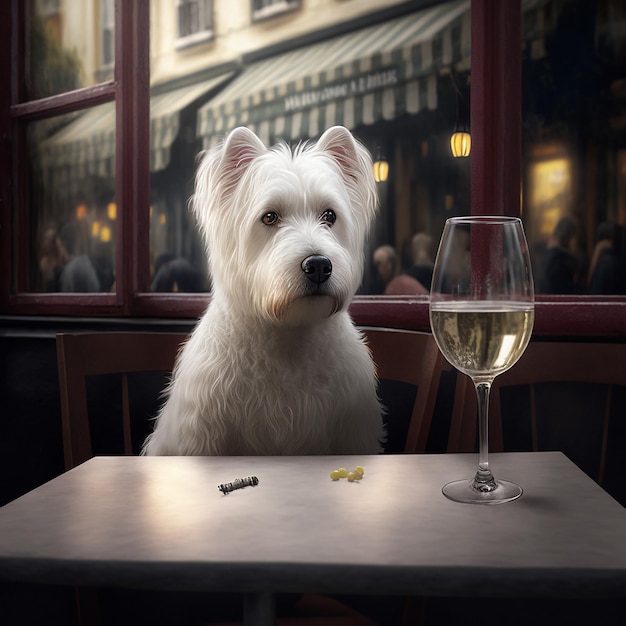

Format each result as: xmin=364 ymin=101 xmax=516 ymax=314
xmin=430 ymin=216 xmax=534 ymax=504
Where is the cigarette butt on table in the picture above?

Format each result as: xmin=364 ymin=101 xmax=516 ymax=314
xmin=218 ymin=476 xmax=259 ymax=494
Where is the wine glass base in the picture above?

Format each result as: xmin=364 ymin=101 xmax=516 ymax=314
xmin=442 ymin=478 xmax=523 ymax=505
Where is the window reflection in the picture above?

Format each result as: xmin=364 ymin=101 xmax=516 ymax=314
xmin=23 ymin=1 xmax=626 ymax=300
xmin=27 ymin=0 xmax=82 ymax=100
xmin=28 ymin=106 xmax=117 ymax=293
xmin=27 ymin=0 xmax=114 ymax=101
xmin=523 ymin=0 xmax=626 ymax=295
xmin=149 ymin=0 xmax=472 ymax=294
xmin=99 ymin=0 xmax=115 ymax=79
xmin=147 ymin=76 xmax=234 ymax=293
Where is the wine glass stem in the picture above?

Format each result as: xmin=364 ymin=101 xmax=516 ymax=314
xmin=473 ymin=380 xmax=496 ymax=489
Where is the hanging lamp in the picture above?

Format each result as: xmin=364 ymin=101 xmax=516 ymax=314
xmin=373 ymin=147 xmax=389 ymax=182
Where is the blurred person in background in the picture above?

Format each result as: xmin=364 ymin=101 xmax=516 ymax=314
xmin=538 ymin=215 xmax=582 ymax=294
xmin=588 ymin=221 xmax=618 ymax=294
xmin=373 ymin=244 xmax=427 ymax=295
xmin=56 ymin=221 xmax=100 ymax=292
xmin=407 ymin=232 xmax=434 ymax=291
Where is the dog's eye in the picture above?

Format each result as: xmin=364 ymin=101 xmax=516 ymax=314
xmin=320 ymin=209 xmax=336 ymax=226
xmin=261 ymin=211 xmax=280 ymax=226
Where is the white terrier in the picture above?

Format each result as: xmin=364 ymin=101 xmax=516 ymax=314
xmin=142 ymin=126 xmax=385 ymax=456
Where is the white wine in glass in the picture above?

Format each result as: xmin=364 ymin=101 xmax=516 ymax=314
xmin=430 ymin=216 xmax=535 ymax=504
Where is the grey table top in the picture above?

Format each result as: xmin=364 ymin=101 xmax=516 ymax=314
xmin=1 ymin=452 xmax=625 ymax=598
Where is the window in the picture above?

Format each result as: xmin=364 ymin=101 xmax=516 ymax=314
xmin=1 ymin=1 xmax=624 ymax=337
xmin=38 ymin=0 xmax=61 ymax=47
xmin=28 ymin=103 xmax=117 ymax=294
xmin=27 ymin=0 xmax=83 ymax=100
xmin=522 ymin=0 xmax=626 ymax=297
xmin=100 ymin=0 xmax=115 ymax=74
xmin=1 ymin=0 xmax=147 ymax=315
xmin=177 ymin=0 xmax=214 ymax=47
xmin=251 ymin=0 xmax=300 ymax=23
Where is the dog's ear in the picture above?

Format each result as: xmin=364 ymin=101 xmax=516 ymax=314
xmin=316 ymin=126 xmax=377 ymax=222
xmin=221 ymin=127 xmax=267 ymax=174
xmin=192 ymin=128 xmax=267 ymax=240
xmin=316 ymin=126 xmax=369 ymax=182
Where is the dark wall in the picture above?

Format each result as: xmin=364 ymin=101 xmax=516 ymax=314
xmin=0 ymin=335 xmax=65 ymax=505
xmin=0 ymin=318 xmax=195 ymax=507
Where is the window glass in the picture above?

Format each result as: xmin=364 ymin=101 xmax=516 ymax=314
xmin=27 ymin=104 xmax=116 ymax=293
xmin=150 ymin=0 xmax=471 ymax=295
xmin=26 ymin=0 xmax=113 ymax=101
xmin=100 ymin=0 xmax=115 ymax=78
xmin=148 ymin=78 xmax=226 ymax=294
xmin=522 ymin=0 xmax=626 ymax=295
xmin=177 ymin=0 xmax=214 ymax=39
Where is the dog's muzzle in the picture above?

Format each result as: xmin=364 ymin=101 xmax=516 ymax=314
xmin=301 ymin=255 xmax=332 ymax=285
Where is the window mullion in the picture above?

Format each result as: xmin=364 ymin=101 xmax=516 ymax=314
xmin=116 ymin=0 xmax=150 ymax=313
xmin=470 ymin=0 xmax=522 ymax=217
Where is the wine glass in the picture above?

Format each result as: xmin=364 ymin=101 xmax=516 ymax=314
xmin=430 ymin=216 xmax=534 ymax=504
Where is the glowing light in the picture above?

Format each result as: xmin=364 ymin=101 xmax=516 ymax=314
xmin=107 ymin=202 xmax=117 ymax=220
xmin=100 ymin=226 xmax=112 ymax=242
xmin=528 ymin=156 xmax=572 ymax=237
xmin=373 ymin=159 xmax=389 ymax=182
xmin=450 ymin=131 xmax=471 ymax=157
xmin=373 ymin=146 xmax=389 ymax=182
xmin=91 ymin=221 xmax=101 ymax=237
xmin=76 ymin=204 xmax=87 ymax=219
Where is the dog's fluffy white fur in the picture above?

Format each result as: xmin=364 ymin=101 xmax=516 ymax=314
xmin=142 ymin=126 xmax=385 ymax=456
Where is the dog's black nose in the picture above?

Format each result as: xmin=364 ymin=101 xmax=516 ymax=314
xmin=301 ymin=255 xmax=332 ymax=284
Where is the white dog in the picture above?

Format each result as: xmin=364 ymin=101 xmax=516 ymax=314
xmin=142 ymin=126 xmax=385 ymax=456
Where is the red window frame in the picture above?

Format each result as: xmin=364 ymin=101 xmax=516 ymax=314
xmin=0 ymin=0 xmax=151 ymax=316
xmin=0 ymin=0 xmax=625 ymax=338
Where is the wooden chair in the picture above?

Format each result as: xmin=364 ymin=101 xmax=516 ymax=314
xmin=56 ymin=331 xmax=188 ymax=471
xmin=361 ymin=327 xmax=448 ymax=454
xmin=56 ymin=332 xmax=189 ymax=626
xmin=447 ymin=341 xmax=626 ymax=490
xmin=417 ymin=342 xmax=626 ymax=626
xmin=272 ymin=329 xmax=449 ymax=626
xmin=213 ymin=328 xmax=449 ymax=626
xmin=57 ymin=328 xmax=446 ymax=467
xmin=359 ymin=327 xmax=448 ymax=626
xmin=405 ymin=340 xmax=626 ymax=625
xmin=56 ymin=328 xmax=448 ymax=626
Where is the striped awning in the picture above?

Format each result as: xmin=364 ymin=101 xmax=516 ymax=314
xmin=40 ymin=73 xmax=234 ymax=179
xmin=197 ymin=0 xmax=470 ymax=148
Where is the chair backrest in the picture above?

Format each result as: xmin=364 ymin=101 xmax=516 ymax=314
xmin=56 ymin=332 xmax=188 ymax=470
xmin=360 ymin=327 xmax=447 ymax=453
xmin=447 ymin=341 xmax=626 ymax=486
xmin=57 ymin=328 xmax=446 ymax=468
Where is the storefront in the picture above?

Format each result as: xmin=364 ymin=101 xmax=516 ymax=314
xmin=197 ymin=0 xmax=471 ymax=292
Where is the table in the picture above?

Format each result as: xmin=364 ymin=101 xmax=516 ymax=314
xmin=1 ymin=452 xmax=626 ymax=625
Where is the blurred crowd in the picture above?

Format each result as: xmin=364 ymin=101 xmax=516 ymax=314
xmin=538 ymin=216 xmax=626 ymax=295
